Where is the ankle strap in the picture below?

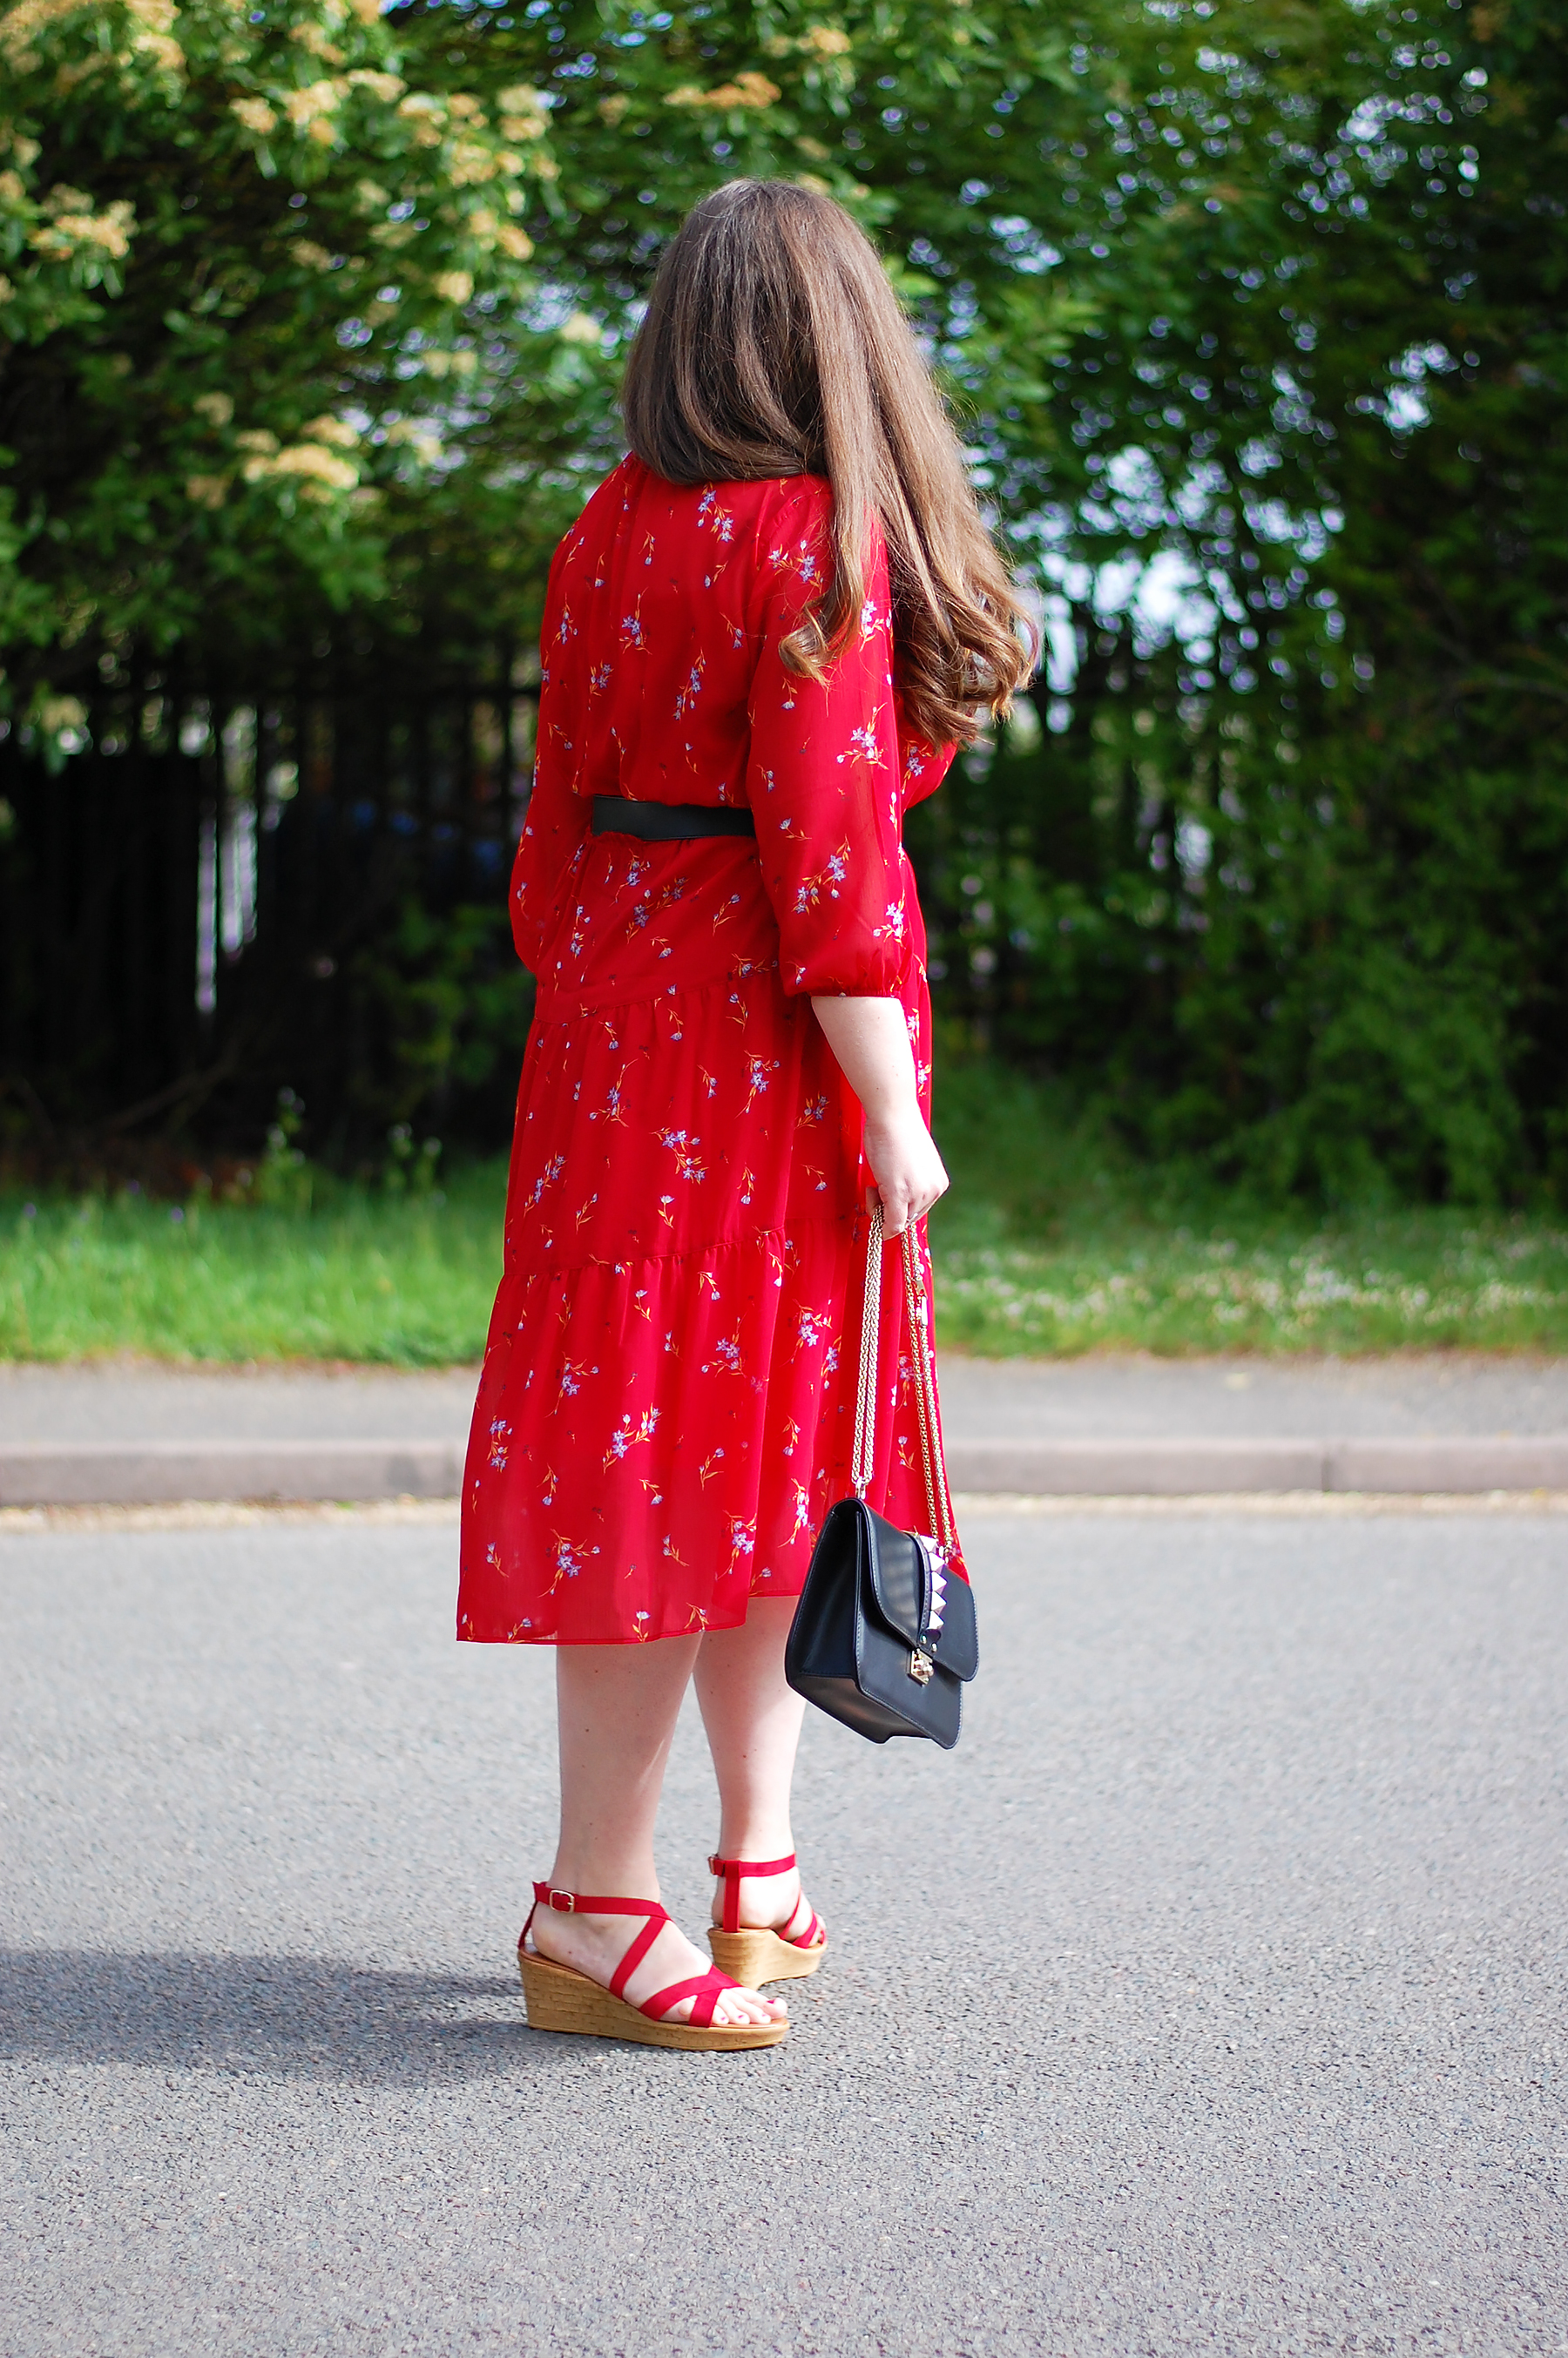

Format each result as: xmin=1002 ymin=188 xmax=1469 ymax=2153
xmin=707 ymin=1852 xmax=797 ymax=1936
xmin=524 ymin=1882 xmax=671 ymax=2003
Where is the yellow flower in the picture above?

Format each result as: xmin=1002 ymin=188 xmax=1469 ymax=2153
xmin=302 ymin=413 xmax=359 ymax=447
xmin=230 ymin=97 xmax=278 ymax=136
xmin=666 ymin=71 xmax=780 ymax=111
xmin=558 ymin=312 xmax=603 ymax=347
xmin=387 ymin=419 xmax=443 ymax=466
xmin=396 ymin=91 xmax=444 ymax=147
xmin=291 ymin=24 xmax=345 ymax=64
xmin=496 ymin=221 xmax=534 ymax=260
xmin=234 ymin=429 xmax=280 ymax=455
xmin=0 ymin=171 xmax=25 ymax=203
xmin=419 ymin=348 xmax=475 ymax=378
xmin=9 ymin=138 xmax=41 ymax=167
xmin=447 ymin=93 xmax=484 ymax=122
xmin=434 ymin=269 xmax=472 ymax=304
xmin=193 ymin=391 xmax=233 ymax=425
xmin=347 ymin=69 xmax=403 ymax=102
xmin=598 ymin=94 xmax=629 ymax=126
xmin=30 ymin=199 xmax=136 ymax=260
xmin=244 ymin=443 xmax=359 ymax=491
xmin=282 ymin=79 xmax=343 ymax=129
xmin=0 ymin=275 xmax=14 ymax=303
xmin=291 ymin=240 xmax=336 ymax=269
xmin=344 ymin=0 xmax=383 ymax=22
xmin=134 ymin=33 xmax=186 ymax=74
xmin=0 ymin=0 xmax=86 ymax=70
xmin=448 ymin=141 xmax=498 ymax=187
xmin=185 ymin=475 xmax=229 ymax=509
xmin=37 ymin=694 xmax=87 ymax=735
xmin=497 ymin=84 xmax=549 ymax=138
xmin=801 ymin=24 xmax=852 ymax=57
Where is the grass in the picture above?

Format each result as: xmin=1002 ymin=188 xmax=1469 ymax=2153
xmin=0 ymin=1165 xmax=506 ymax=1366
xmin=927 ymin=1062 xmax=1568 ymax=1357
xmin=2 ymin=1063 xmax=1565 ymax=1363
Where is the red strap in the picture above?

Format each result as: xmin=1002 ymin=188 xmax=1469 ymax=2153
xmin=523 ymin=1885 xmax=754 ymax=2028
xmin=706 ymin=1852 xmax=797 ymax=1936
xmin=641 ymin=1965 xmax=740 ymax=2030
xmin=524 ymin=1882 xmax=671 ymax=2002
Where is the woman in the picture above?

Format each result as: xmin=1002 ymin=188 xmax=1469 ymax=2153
xmin=458 ymin=179 xmax=1033 ymax=2051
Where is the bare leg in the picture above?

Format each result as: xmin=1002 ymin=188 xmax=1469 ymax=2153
xmin=694 ymin=1597 xmax=815 ymax=1937
xmin=528 ymin=1636 xmax=783 ymax=2028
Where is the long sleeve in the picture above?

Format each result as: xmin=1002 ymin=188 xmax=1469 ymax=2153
xmin=744 ymin=488 xmax=911 ymax=998
xmin=510 ymin=537 xmax=591 ymax=978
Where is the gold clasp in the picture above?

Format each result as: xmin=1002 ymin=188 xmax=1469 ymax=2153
xmin=908 ymin=1649 xmax=934 ymax=1686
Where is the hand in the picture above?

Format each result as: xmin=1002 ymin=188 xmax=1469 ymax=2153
xmin=808 ymin=994 xmax=952 ymax=1239
xmin=862 ymin=1107 xmax=949 ymax=1238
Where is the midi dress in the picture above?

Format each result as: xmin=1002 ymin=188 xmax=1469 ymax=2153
xmin=457 ymin=456 xmax=964 ymax=1646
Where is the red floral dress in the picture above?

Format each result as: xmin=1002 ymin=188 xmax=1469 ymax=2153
xmin=457 ymin=456 xmax=963 ymax=1645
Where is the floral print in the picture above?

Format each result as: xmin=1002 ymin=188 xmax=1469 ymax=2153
xmin=458 ymin=458 xmax=962 ymax=1646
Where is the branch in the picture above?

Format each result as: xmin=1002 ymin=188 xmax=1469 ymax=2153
xmin=1452 ymin=670 xmax=1568 ymax=712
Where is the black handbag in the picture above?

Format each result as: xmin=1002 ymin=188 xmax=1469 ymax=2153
xmin=785 ymin=1206 xmax=978 ymax=1749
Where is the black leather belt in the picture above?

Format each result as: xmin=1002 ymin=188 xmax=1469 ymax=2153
xmin=591 ymin=796 xmax=755 ymax=841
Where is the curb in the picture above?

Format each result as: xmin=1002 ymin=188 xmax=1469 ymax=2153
xmin=2 ymin=1434 xmax=1567 ymax=1508
xmin=0 ymin=1439 xmax=464 ymax=1508
xmin=945 ymin=1436 xmax=1568 ymax=1497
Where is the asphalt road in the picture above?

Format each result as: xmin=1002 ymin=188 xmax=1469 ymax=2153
xmin=2 ymin=1509 xmax=1565 ymax=2356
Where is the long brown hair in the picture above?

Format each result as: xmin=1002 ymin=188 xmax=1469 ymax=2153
xmin=620 ymin=179 xmax=1035 ymax=747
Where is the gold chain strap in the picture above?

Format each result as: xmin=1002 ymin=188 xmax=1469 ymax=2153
xmin=849 ymin=1205 xmax=884 ymax=1499
xmin=849 ymin=1206 xmax=956 ymax=1551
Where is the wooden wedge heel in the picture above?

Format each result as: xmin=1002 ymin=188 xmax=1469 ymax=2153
xmin=517 ymin=1882 xmax=787 ymax=2051
xmin=706 ymin=1852 xmax=828 ymax=1988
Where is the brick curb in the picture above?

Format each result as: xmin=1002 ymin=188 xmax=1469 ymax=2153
xmin=3 ymin=1433 xmax=1567 ymax=1507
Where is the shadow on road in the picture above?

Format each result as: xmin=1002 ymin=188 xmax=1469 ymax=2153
xmin=0 ymin=1948 xmax=544 ymax=2084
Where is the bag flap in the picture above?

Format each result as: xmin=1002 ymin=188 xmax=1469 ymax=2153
xmin=860 ymin=1506 xmax=926 ymax=1648
xmin=859 ymin=1507 xmax=978 ymax=1681
xmin=932 ymin=1566 xmax=978 ymax=1682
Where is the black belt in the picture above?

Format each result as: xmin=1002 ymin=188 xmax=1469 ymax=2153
xmin=591 ymin=796 xmax=755 ymax=841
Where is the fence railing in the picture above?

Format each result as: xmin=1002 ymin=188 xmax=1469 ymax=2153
xmin=0 ymin=657 xmax=538 ymax=1164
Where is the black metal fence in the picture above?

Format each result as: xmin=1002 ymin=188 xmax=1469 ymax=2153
xmin=0 ymin=658 xmax=539 ymax=1170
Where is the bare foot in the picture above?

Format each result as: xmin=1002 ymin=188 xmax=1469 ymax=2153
xmin=530 ymin=1903 xmax=786 ymax=2029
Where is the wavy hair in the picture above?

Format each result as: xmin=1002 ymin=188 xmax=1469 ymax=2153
xmin=620 ymin=179 xmax=1035 ymax=747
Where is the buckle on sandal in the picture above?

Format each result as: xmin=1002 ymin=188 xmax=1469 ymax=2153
xmin=908 ymin=1649 xmax=934 ymax=1686
xmin=546 ymin=1888 xmax=576 ymax=1912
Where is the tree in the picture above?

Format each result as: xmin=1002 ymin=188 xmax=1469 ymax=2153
xmin=3 ymin=0 xmax=1563 ymax=1198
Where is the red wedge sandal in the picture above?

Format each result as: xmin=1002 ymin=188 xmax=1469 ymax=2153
xmin=706 ymin=1852 xmax=828 ymax=1988
xmin=518 ymin=1882 xmax=788 ymax=2051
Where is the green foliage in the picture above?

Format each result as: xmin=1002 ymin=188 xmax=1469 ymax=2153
xmin=252 ymin=1084 xmax=313 ymax=1210
xmin=905 ymin=0 xmax=1568 ymax=1206
xmin=0 ymin=0 xmax=561 ymax=701
xmin=0 ymin=1162 xmax=506 ymax=1361
xmin=926 ymin=1056 xmax=1568 ymax=1357
xmin=2 ymin=0 xmax=1563 ymax=1203
xmin=4 ymin=1060 xmax=1566 ymax=1362
xmin=344 ymin=896 xmax=535 ymax=1142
